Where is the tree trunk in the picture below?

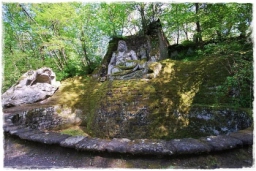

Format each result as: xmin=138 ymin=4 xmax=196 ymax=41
xmin=182 ymin=24 xmax=189 ymax=40
xmin=176 ymin=29 xmax=180 ymax=45
xmin=138 ymin=3 xmax=147 ymax=35
xmin=176 ymin=5 xmax=180 ymax=44
xmin=216 ymin=30 xmax=222 ymax=40
xmin=49 ymin=52 xmax=63 ymax=71
xmin=195 ymin=3 xmax=202 ymax=43
xmin=53 ymin=50 xmax=64 ymax=69
xmin=80 ymin=29 xmax=93 ymax=74
xmin=60 ymin=48 xmax=68 ymax=65
xmin=19 ymin=4 xmax=36 ymax=23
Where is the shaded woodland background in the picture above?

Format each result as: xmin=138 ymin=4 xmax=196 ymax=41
xmin=2 ymin=2 xmax=253 ymax=108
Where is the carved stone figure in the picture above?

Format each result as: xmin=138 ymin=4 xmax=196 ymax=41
xmin=2 ymin=67 xmax=60 ymax=108
xmin=106 ymin=40 xmax=162 ymax=80
xmin=108 ymin=40 xmax=139 ymax=76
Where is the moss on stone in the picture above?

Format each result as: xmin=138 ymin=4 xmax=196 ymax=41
xmin=44 ymin=55 xmax=252 ymax=140
xmin=59 ymin=126 xmax=89 ymax=137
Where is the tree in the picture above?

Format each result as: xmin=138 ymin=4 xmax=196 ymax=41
xmin=199 ymin=3 xmax=252 ymax=40
xmin=160 ymin=3 xmax=194 ymax=44
xmin=133 ymin=2 xmax=164 ymax=35
xmin=194 ymin=3 xmax=202 ymax=43
xmin=98 ymin=3 xmax=133 ymax=36
xmin=2 ymin=3 xmax=44 ymax=90
xmin=2 ymin=2 xmax=253 ymax=92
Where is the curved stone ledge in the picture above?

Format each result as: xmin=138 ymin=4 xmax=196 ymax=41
xmin=4 ymin=113 xmax=253 ymax=156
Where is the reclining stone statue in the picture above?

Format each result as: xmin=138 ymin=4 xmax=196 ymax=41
xmin=108 ymin=40 xmax=139 ymax=77
xmin=107 ymin=40 xmax=162 ymax=80
xmin=2 ymin=67 xmax=60 ymax=108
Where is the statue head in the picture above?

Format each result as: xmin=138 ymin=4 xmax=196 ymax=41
xmin=117 ymin=40 xmax=128 ymax=52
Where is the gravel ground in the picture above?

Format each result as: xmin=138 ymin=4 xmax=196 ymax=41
xmin=4 ymin=133 xmax=254 ymax=169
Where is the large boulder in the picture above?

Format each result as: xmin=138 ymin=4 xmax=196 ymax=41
xmin=2 ymin=67 xmax=60 ymax=108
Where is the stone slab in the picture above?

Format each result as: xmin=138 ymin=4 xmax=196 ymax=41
xmin=238 ymin=128 xmax=253 ymax=135
xmin=229 ymin=132 xmax=253 ymax=145
xmin=18 ymin=130 xmax=44 ymax=140
xmin=200 ymin=135 xmax=243 ymax=151
xmin=127 ymin=139 xmax=176 ymax=156
xmin=28 ymin=132 xmax=71 ymax=145
xmin=4 ymin=118 xmax=14 ymax=126
xmin=3 ymin=108 xmax=253 ymax=156
xmin=75 ymin=137 xmax=110 ymax=152
xmin=105 ymin=138 xmax=131 ymax=153
xmin=9 ymin=127 xmax=32 ymax=136
xmin=170 ymin=138 xmax=212 ymax=154
xmin=3 ymin=125 xmax=26 ymax=133
xmin=60 ymin=136 xmax=85 ymax=148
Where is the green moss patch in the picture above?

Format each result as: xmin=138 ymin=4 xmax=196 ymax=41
xmin=59 ymin=126 xmax=89 ymax=137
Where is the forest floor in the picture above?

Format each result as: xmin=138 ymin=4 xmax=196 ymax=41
xmin=4 ymin=133 xmax=254 ymax=169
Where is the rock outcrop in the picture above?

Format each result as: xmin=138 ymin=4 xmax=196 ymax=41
xmin=93 ymin=20 xmax=169 ymax=80
xmin=2 ymin=67 xmax=60 ymax=108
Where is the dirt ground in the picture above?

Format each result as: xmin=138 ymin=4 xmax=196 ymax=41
xmin=3 ymin=133 xmax=254 ymax=169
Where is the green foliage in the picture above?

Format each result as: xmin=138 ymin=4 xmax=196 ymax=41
xmin=206 ymin=40 xmax=253 ymax=108
xmin=2 ymin=2 xmax=108 ymax=91
xmin=2 ymin=1 xmax=253 ymax=110
xmin=174 ymin=37 xmax=253 ymax=108
xmin=227 ymin=53 xmax=252 ymax=108
xmin=160 ymin=3 xmax=252 ymax=44
xmin=181 ymin=40 xmax=195 ymax=47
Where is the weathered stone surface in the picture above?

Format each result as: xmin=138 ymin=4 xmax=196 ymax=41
xmin=127 ymin=139 xmax=176 ymax=156
xmin=3 ymin=125 xmax=25 ymax=133
xmin=90 ymin=104 xmax=252 ymax=140
xmin=3 ymin=120 xmax=14 ymax=129
xmin=200 ymin=135 xmax=243 ymax=151
xmin=105 ymin=138 xmax=131 ymax=153
xmin=6 ymin=106 xmax=81 ymax=131
xmin=4 ymin=113 xmax=15 ymax=122
xmin=238 ymin=127 xmax=253 ymax=134
xmin=187 ymin=107 xmax=252 ymax=136
xmin=60 ymin=136 xmax=85 ymax=148
xmin=170 ymin=138 xmax=212 ymax=154
xmin=229 ymin=132 xmax=253 ymax=145
xmin=9 ymin=127 xmax=33 ymax=136
xmin=4 ymin=118 xmax=13 ymax=124
xmin=18 ymin=130 xmax=44 ymax=140
xmin=27 ymin=132 xmax=71 ymax=144
xmin=2 ymin=67 xmax=60 ymax=108
xmin=75 ymin=137 xmax=110 ymax=152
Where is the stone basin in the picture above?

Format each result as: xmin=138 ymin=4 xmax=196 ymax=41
xmin=3 ymin=104 xmax=253 ymax=156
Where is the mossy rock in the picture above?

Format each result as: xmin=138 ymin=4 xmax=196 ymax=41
xmin=45 ymin=56 xmax=252 ymax=140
